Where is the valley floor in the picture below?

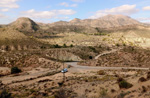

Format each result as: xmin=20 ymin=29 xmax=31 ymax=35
xmin=0 ymin=60 xmax=150 ymax=98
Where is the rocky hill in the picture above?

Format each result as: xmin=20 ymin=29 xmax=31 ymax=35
xmin=49 ymin=15 xmax=140 ymax=28
xmin=9 ymin=17 xmax=39 ymax=33
xmin=79 ymin=47 xmax=150 ymax=67
xmin=0 ymin=27 xmax=44 ymax=51
xmin=0 ymin=14 xmax=148 ymax=51
xmin=4 ymin=14 xmax=142 ymax=36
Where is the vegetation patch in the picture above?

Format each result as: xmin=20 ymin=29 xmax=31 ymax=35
xmin=11 ymin=67 xmax=21 ymax=74
xmin=117 ymin=78 xmax=133 ymax=89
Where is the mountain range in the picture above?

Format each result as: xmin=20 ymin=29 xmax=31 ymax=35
xmin=50 ymin=14 xmax=140 ymax=28
xmin=0 ymin=14 xmax=149 ymax=50
xmin=5 ymin=14 xmax=141 ymax=34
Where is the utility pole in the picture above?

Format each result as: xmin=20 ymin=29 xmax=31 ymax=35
xmin=63 ymin=62 xmax=65 ymax=82
xmin=56 ymin=49 xmax=58 ymax=71
xmin=57 ymin=48 xmax=65 ymax=83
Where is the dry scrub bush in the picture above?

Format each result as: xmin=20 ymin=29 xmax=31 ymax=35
xmin=54 ymin=88 xmax=76 ymax=98
xmin=147 ymin=72 xmax=150 ymax=80
xmin=0 ymin=89 xmax=12 ymax=98
xmin=138 ymin=77 xmax=147 ymax=82
xmin=97 ymin=70 xmax=105 ymax=75
xmin=117 ymin=78 xmax=133 ymax=89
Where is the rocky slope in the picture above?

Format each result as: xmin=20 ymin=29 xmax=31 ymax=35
xmin=0 ymin=27 xmax=45 ymax=51
xmin=79 ymin=47 xmax=150 ymax=68
xmin=0 ymin=14 xmax=148 ymax=51
xmin=7 ymin=14 xmax=141 ymax=36
xmin=50 ymin=15 xmax=140 ymax=28
xmin=9 ymin=17 xmax=39 ymax=33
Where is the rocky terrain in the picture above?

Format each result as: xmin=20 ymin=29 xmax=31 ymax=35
xmin=0 ymin=14 xmax=150 ymax=98
xmin=0 ymin=66 xmax=150 ymax=98
xmin=50 ymin=15 xmax=140 ymax=28
xmin=79 ymin=46 xmax=150 ymax=68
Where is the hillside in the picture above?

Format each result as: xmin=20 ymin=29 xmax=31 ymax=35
xmin=0 ymin=15 xmax=150 ymax=98
xmin=79 ymin=46 xmax=150 ymax=68
xmin=0 ymin=27 xmax=45 ymax=51
xmin=0 ymin=27 xmax=27 ymax=41
xmin=4 ymin=15 xmax=142 ymax=37
xmin=49 ymin=14 xmax=140 ymax=28
xmin=0 ymin=14 xmax=149 ymax=51
xmin=9 ymin=17 xmax=39 ymax=33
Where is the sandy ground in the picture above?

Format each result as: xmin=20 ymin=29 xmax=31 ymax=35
xmin=0 ymin=61 xmax=149 ymax=85
xmin=0 ymin=67 xmax=57 ymax=84
xmin=0 ymin=62 xmax=150 ymax=98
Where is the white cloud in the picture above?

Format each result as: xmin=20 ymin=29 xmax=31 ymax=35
xmin=71 ymin=0 xmax=84 ymax=2
xmin=1 ymin=8 xmax=9 ymax=12
xmin=136 ymin=17 xmax=150 ymax=23
xmin=0 ymin=13 xmax=7 ymax=18
xmin=0 ymin=0 xmax=19 ymax=13
xmin=90 ymin=5 xmax=139 ymax=19
xmin=56 ymin=9 xmax=76 ymax=15
xmin=143 ymin=6 xmax=150 ymax=11
xmin=0 ymin=0 xmax=19 ymax=8
xmin=60 ymin=2 xmax=77 ymax=7
xmin=55 ymin=16 xmax=69 ymax=20
xmin=137 ymin=17 xmax=150 ymax=21
xmin=71 ymin=4 xmax=78 ymax=7
xmin=20 ymin=9 xmax=76 ymax=19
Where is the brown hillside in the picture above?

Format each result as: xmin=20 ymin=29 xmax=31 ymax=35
xmin=49 ymin=15 xmax=140 ymax=28
xmin=9 ymin=17 xmax=39 ymax=33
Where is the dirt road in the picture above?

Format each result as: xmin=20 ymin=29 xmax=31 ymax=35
xmin=95 ymin=48 xmax=121 ymax=59
xmin=0 ymin=67 xmax=55 ymax=84
xmin=65 ymin=62 xmax=149 ymax=70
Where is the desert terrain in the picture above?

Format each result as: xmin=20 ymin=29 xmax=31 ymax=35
xmin=0 ymin=15 xmax=150 ymax=98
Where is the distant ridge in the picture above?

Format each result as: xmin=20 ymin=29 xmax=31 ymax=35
xmin=6 ymin=14 xmax=141 ymax=30
xmin=49 ymin=14 xmax=140 ymax=28
xmin=1 ymin=14 xmax=141 ymax=36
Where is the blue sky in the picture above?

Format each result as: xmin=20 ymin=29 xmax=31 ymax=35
xmin=0 ymin=0 xmax=150 ymax=24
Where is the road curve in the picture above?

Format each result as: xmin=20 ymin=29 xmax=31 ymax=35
xmin=65 ymin=62 xmax=149 ymax=70
xmin=95 ymin=48 xmax=122 ymax=59
xmin=65 ymin=48 xmax=149 ymax=70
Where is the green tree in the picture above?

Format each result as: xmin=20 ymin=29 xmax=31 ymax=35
xmin=11 ymin=67 xmax=21 ymax=74
xmin=63 ymin=44 xmax=67 ymax=48
xmin=70 ymin=44 xmax=74 ymax=47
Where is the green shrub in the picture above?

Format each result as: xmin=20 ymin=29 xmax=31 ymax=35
xmin=11 ymin=67 xmax=21 ymax=74
xmin=40 ymin=46 xmax=46 ymax=49
xmin=52 ymin=44 xmax=70 ymax=48
xmin=89 ymin=56 xmax=93 ymax=59
xmin=118 ymin=91 xmax=128 ymax=98
xmin=0 ymin=89 xmax=12 ymax=98
xmin=88 ymin=46 xmax=97 ymax=53
xmin=147 ymin=72 xmax=150 ymax=80
xmin=119 ymin=80 xmax=133 ymax=89
xmin=99 ymin=88 xmax=110 ymax=98
xmin=63 ymin=44 xmax=67 ymax=48
xmin=53 ymin=44 xmax=61 ymax=48
xmin=54 ymin=88 xmax=75 ymax=98
xmin=123 ymin=43 xmax=126 ymax=46
xmin=70 ymin=44 xmax=74 ymax=47
xmin=116 ymin=43 xmax=120 ymax=47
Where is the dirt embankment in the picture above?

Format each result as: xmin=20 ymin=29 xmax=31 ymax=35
xmin=0 ymin=49 xmax=82 ymax=69
xmin=79 ymin=47 xmax=150 ymax=68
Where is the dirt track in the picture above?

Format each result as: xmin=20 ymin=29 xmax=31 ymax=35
xmin=65 ymin=62 xmax=149 ymax=71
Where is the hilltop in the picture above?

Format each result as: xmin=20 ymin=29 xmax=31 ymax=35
xmin=49 ymin=14 xmax=140 ymax=28
xmin=7 ymin=14 xmax=141 ymax=35
xmin=0 ymin=15 xmax=141 ymax=36
xmin=9 ymin=17 xmax=39 ymax=33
